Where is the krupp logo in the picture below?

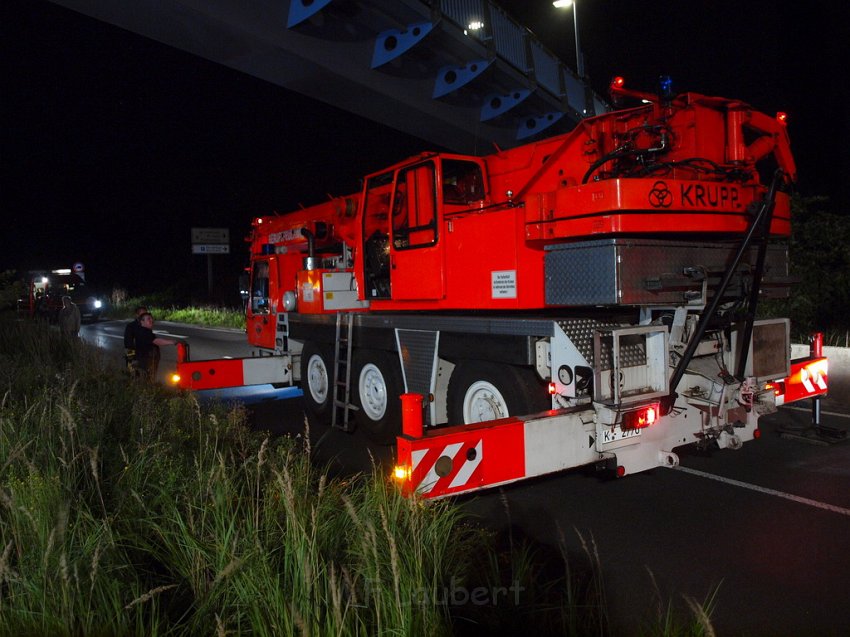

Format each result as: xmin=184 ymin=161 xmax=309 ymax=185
xmin=648 ymin=180 xmax=673 ymax=208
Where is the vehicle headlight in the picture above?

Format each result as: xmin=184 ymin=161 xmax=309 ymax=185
xmin=94 ymin=299 xmax=102 ymax=309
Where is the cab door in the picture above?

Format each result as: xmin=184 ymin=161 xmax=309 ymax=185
xmin=246 ymin=257 xmax=276 ymax=349
xmin=389 ymin=161 xmax=444 ymax=300
xmin=362 ymin=171 xmax=393 ymax=299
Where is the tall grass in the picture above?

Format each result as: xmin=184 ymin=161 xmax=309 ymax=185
xmin=0 ymin=320 xmax=159 ymax=635
xmin=0 ymin=314 xmax=717 ymax=635
xmin=0 ymin=316 xmax=473 ymax=635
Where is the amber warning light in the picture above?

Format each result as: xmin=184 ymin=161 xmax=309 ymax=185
xmin=765 ymin=381 xmax=783 ymax=396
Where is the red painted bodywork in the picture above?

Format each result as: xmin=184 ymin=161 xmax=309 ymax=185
xmin=175 ymin=358 xmax=253 ymax=390
xmin=396 ymin=417 xmax=528 ymax=498
xmin=771 ymin=357 xmax=829 ymax=405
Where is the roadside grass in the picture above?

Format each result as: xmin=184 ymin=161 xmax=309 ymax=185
xmin=108 ymin=299 xmax=245 ymax=329
xmin=154 ymin=305 xmax=245 ymax=329
xmin=0 ymin=315 xmax=717 ymax=635
xmin=0 ymin=316 xmax=468 ymax=635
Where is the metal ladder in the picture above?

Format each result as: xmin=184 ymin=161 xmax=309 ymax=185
xmin=331 ymin=312 xmax=356 ymax=431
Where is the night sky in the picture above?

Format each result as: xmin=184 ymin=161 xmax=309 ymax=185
xmin=2 ymin=0 xmax=847 ymax=297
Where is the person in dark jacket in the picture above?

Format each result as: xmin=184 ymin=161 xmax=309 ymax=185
xmin=58 ymin=296 xmax=81 ymax=337
xmin=134 ymin=312 xmax=176 ymax=381
xmin=124 ymin=305 xmax=148 ymax=373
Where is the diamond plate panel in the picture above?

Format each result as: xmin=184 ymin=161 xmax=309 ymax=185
xmin=557 ymin=319 xmax=649 ymax=371
xmin=396 ymin=329 xmax=440 ymax=426
xmin=396 ymin=329 xmax=438 ymax=395
xmin=546 ymin=243 xmax=619 ymax=305
xmin=545 ymin=239 xmax=788 ymax=306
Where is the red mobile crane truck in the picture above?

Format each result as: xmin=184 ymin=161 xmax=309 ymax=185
xmin=175 ymin=79 xmax=828 ymax=498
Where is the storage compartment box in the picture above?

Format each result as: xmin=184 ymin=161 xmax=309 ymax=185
xmin=545 ymin=238 xmax=788 ymax=306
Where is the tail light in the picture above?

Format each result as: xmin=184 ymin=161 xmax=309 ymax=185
xmin=622 ymin=403 xmax=659 ymax=430
xmin=765 ymin=380 xmax=785 ymax=397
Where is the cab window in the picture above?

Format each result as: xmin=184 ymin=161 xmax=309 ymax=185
xmin=442 ymin=159 xmax=485 ymax=205
xmin=363 ymin=171 xmax=394 ymax=241
xmin=392 ymin=162 xmax=437 ymax=250
xmin=250 ymin=260 xmax=270 ymax=314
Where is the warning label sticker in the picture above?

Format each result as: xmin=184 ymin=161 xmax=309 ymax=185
xmin=491 ymin=270 xmax=517 ymax=299
xmin=302 ymin=282 xmax=314 ymax=303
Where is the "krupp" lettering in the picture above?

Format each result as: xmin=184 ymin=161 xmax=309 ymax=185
xmin=680 ymin=183 xmax=740 ymax=209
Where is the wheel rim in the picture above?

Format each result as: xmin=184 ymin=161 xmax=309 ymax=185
xmin=358 ymin=363 xmax=387 ymax=421
xmin=462 ymin=380 xmax=508 ymax=423
xmin=306 ymin=353 xmax=328 ymax=404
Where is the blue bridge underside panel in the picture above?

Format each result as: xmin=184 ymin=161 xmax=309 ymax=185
xmin=372 ymin=22 xmax=434 ymax=69
xmin=517 ymin=112 xmax=565 ymax=140
xmin=480 ymin=89 xmax=532 ymax=122
xmin=433 ymin=59 xmax=493 ymax=98
xmin=287 ymin=0 xmax=333 ymax=29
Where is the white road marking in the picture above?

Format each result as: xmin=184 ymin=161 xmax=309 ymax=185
xmin=782 ymin=405 xmax=850 ymax=419
xmin=92 ymin=331 xmax=185 ymax=339
xmin=157 ymin=321 xmax=243 ymax=334
xmin=675 ymin=465 xmax=850 ymax=517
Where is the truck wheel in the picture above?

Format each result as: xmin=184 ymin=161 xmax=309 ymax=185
xmin=447 ymin=361 xmax=548 ymax=424
xmin=353 ymin=349 xmax=403 ymax=445
xmin=301 ymin=341 xmax=333 ymax=424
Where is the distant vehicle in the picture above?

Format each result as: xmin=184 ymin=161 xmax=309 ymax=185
xmin=18 ymin=268 xmax=104 ymax=323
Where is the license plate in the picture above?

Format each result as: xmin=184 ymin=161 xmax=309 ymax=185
xmin=600 ymin=425 xmax=641 ymax=444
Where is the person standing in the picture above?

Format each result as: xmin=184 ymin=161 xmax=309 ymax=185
xmin=58 ymin=296 xmax=81 ymax=337
xmin=124 ymin=305 xmax=148 ymax=373
xmin=134 ymin=312 xmax=176 ymax=381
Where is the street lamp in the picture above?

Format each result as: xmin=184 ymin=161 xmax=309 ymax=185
xmin=552 ymin=0 xmax=584 ymax=78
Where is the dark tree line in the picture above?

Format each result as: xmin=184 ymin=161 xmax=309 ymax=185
xmin=762 ymin=195 xmax=850 ymax=344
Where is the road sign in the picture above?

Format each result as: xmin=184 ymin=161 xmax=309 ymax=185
xmin=191 ymin=227 xmax=229 ymax=244
xmin=192 ymin=244 xmax=230 ymax=254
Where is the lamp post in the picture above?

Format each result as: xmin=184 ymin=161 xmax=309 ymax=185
xmin=552 ymin=0 xmax=584 ymax=78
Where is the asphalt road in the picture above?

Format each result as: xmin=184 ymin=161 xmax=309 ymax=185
xmin=82 ymin=319 xmax=850 ymax=635
xmin=463 ymin=406 xmax=850 ymax=636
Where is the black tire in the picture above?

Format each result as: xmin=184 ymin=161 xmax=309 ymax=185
xmin=352 ymin=349 xmax=404 ymax=445
xmin=447 ymin=361 xmax=549 ymax=425
xmin=300 ymin=341 xmax=333 ymax=424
